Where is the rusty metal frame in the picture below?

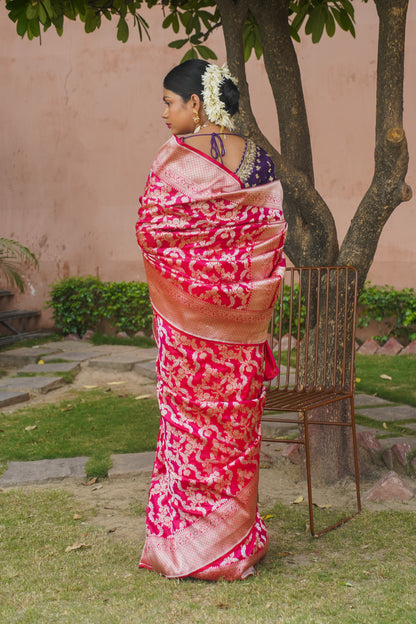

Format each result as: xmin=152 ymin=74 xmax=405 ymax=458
xmin=263 ymin=266 xmax=361 ymax=537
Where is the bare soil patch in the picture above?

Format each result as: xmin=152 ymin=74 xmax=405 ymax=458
xmin=9 ymin=459 xmax=416 ymax=549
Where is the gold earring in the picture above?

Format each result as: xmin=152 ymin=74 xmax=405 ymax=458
xmin=193 ymin=110 xmax=200 ymax=125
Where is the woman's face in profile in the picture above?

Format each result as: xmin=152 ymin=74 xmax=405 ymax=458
xmin=162 ymin=89 xmax=195 ymax=136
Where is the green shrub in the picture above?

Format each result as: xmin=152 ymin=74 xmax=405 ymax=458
xmin=274 ymin=283 xmax=306 ymax=338
xmin=102 ymin=281 xmax=153 ymax=334
xmin=273 ymin=281 xmax=416 ymax=345
xmin=47 ymin=276 xmax=416 ymax=345
xmin=358 ymin=283 xmax=416 ymax=344
xmin=47 ymin=276 xmax=104 ymax=336
xmin=47 ymin=277 xmax=153 ymax=337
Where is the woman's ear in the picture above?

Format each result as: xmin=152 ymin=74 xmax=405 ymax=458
xmin=190 ymin=93 xmax=202 ymax=112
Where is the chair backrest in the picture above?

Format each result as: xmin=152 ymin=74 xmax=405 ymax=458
xmin=269 ymin=266 xmax=358 ymax=394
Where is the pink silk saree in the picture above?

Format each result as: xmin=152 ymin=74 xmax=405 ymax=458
xmin=136 ymin=136 xmax=287 ymax=580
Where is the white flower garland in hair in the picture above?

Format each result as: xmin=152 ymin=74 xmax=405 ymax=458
xmin=201 ymin=64 xmax=238 ymax=131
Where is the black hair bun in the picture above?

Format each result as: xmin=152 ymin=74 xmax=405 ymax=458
xmin=219 ymin=77 xmax=239 ymax=116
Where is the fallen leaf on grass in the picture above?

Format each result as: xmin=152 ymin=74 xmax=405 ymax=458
xmin=83 ymin=385 xmax=99 ymax=389
xmin=380 ymin=374 xmax=392 ymax=380
xmin=37 ymin=359 xmax=44 ymax=365
xmin=24 ymin=425 xmax=37 ymax=431
xmin=65 ymin=542 xmax=90 ymax=553
xmin=107 ymin=381 xmax=127 ymax=386
xmin=73 ymin=514 xmax=82 ymax=520
xmin=262 ymin=514 xmax=275 ymax=520
xmin=135 ymin=394 xmax=152 ymax=400
xmin=355 ymin=377 xmax=361 ymax=383
xmin=313 ymin=503 xmax=332 ymax=509
xmin=383 ymin=422 xmax=388 ymax=430
xmin=61 ymin=406 xmax=73 ymax=413
xmin=275 ymin=551 xmax=295 ymax=558
xmin=108 ymin=527 xmax=117 ymax=533
xmin=291 ymin=495 xmax=304 ymax=505
xmin=84 ymin=476 xmax=98 ymax=486
xmin=92 ymin=485 xmax=103 ymax=491
xmin=340 ymin=581 xmax=354 ymax=587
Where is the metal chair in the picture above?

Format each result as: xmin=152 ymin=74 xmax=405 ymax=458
xmin=263 ymin=266 xmax=361 ymax=537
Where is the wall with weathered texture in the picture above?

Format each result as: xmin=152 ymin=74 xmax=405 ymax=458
xmin=1 ymin=2 xmax=415 ymax=328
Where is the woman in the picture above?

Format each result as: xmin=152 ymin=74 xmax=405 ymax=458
xmin=136 ymin=60 xmax=287 ymax=581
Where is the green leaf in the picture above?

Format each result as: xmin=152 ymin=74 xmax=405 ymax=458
xmin=186 ymin=15 xmax=197 ymax=36
xmin=325 ymin=11 xmax=335 ymax=38
xmin=42 ymin=0 xmax=55 ymax=19
xmin=179 ymin=10 xmax=191 ymax=28
xmin=25 ymin=3 xmax=38 ymax=19
xmin=16 ymin=15 xmax=28 ymax=36
xmin=180 ymin=47 xmax=198 ymax=63
xmin=52 ymin=12 xmax=63 ymax=31
xmin=199 ymin=9 xmax=215 ymax=30
xmin=172 ymin=12 xmax=179 ymax=34
xmin=342 ymin=0 xmax=355 ymax=19
xmin=195 ymin=44 xmax=217 ymax=60
xmin=117 ymin=15 xmax=129 ymax=42
xmin=38 ymin=3 xmax=47 ymax=24
xmin=162 ymin=12 xmax=173 ymax=29
xmin=289 ymin=24 xmax=300 ymax=43
xmin=168 ymin=38 xmax=188 ymax=49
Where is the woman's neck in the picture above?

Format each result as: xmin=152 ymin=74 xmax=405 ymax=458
xmin=194 ymin=121 xmax=224 ymax=134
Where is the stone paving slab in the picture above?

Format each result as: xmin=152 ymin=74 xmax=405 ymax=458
xmin=399 ymin=421 xmax=416 ymax=431
xmin=88 ymin=353 xmax=156 ymax=372
xmin=0 ymin=390 xmax=31 ymax=409
xmin=0 ymin=346 xmax=62 ymax=368
xmin=356 ymin=405 xmax=416 ymax=422
xmin=0 ymin=376 xmax=65 ymax=394
xmin=108 ymin=452 xmax=155 ymax=478
xmin=17 ymin=362 xmax=81 ymax=375
xmin=0 ymin=457 xmax=89 ymax=486
xmin=43 ymin=350 xmax=111 ymax=363
xmin=355 ymin=394 xmax=394 ymax=407
xmin=134 ymin=360 xmax=157 ymax=380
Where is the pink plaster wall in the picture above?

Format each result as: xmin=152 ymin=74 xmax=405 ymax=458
xmin=1 ymin=3 xmax=415 ymax=328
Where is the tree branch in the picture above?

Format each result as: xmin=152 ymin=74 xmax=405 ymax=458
xmin=248 ymin=0 xmax=314 ymax=183
xmin=338 ymin=0 xmax=412 ymax=291
xmin=216 ymin=0 xmax=339 ymax=266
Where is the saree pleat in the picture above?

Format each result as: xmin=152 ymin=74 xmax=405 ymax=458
xmin=137 ymin=137 xmax=287 ymax=580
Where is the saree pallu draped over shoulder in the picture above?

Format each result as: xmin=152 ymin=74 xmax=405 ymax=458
xmin=136 ymin=136 xmax=287 ymax=580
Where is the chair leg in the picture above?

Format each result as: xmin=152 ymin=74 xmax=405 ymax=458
xmin=303 ymin=411 xmax=316 ymax=537
xmin=350 ymin=396 xmax=362 ymax=513
xmin=302 ymin=402 xmax=361 ymax=538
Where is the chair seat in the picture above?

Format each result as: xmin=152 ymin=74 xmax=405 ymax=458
xmin=264 ymin=387 xmax=353 ymax=412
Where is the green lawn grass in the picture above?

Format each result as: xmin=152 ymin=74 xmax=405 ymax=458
xmin=1 ymin=352 xmax=415 ymax=479
xmin=356 ymin=354 xmax=416 ymax=406
xmin=1 ymin=489 xmax=416 ymax=623
xmin=0 ymin=391 xmax=160 ymax=478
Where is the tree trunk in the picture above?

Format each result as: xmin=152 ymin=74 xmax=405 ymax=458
xmin=219 ymin=0 xmax=411 ymax=483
